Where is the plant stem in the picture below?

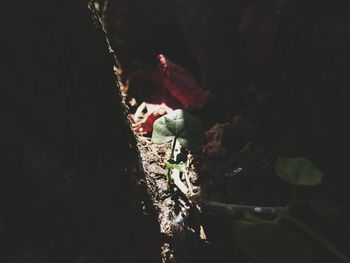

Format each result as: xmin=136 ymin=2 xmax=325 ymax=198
xmin=170 ymin=137 xmax=177 ymax=159
xmin=167 ymin=138 xmax=177 ymax=180
xmin=205 ymin=201 xmax=285 ymax=215
xmin=282 ymin=214 xmax=350 ymax=263
xmin=172 ymin=172 xmax=189 ymax=194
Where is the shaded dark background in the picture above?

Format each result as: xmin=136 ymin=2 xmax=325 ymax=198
xmin=1 ymin=1 xmax=160 ymax=262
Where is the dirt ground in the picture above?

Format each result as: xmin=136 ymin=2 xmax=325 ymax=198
xmin=135 ymin=132 xmax=292 ymax=263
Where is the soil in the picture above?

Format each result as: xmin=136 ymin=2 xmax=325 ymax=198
xmin=134 ymin=128 xmax=293 ymax=263
xmin=136 ymin=136 xmax=200 ymax=263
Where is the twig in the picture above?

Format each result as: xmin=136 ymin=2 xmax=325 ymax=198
xmin=204 ymin=201 xmax=285 ymax=216
xmin=170 ymin=175 xmax=284 ymax=216
xmin=167 ymin=138 xmax=178 ymax=180
xmin=171 ymin=171 xmax=190 ymax=195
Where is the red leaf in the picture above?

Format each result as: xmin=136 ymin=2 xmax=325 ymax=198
xmin=151 ymin=54 xmax=212 ymax=110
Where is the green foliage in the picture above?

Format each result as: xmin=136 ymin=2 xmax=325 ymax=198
xmin=275 ymin=157 xmax=323 ymax=186
xmin=233 ymin=215 xmax=313 ymax=263
xmin=165 ymin=160 xmax=186 ymax=173
xmin=152 ymin=109 xmax=203 ymax=151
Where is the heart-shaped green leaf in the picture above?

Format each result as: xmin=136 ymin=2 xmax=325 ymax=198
xmin=233 ymin=217 xmax=313 ymax=263
xmin=152 ymin=109 xmax=203 ymax=151
xmin=275 ymin=157 xmax=323 ymax=186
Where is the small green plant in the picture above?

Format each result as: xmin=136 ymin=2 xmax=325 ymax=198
xmin=232 ymin=157 xmax=349 ymax=263
xmin=152 ymin=109 xmax=203 ymax=180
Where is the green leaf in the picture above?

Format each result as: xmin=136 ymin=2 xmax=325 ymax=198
xmin=165 ymin=160 xmax=187 ymax=173
xmin=233 ymin=218 xmax=313 ymax=263
xmin=275 ymin=157 xmax=323 ymax=186
xmin=152 ymin=109 xmax=203 ymax=151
